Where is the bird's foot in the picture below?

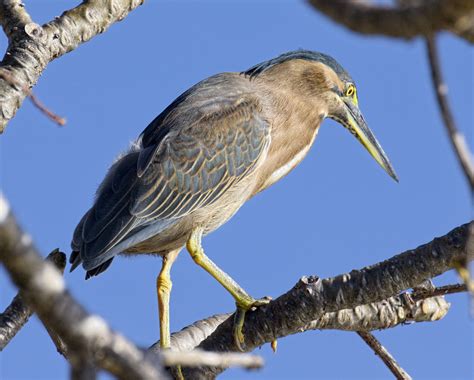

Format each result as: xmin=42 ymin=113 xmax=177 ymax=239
xmin=233 ymin=296 xmax=272 ymax=351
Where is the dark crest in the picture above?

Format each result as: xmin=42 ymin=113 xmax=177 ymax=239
xmin=242 ymin=49 xmax=352 ymax=83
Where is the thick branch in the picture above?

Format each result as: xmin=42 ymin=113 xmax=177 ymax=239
xmin=0 ymin=0 xmax=145 ymax=133
xmin=425 ymin=35 xmax=474 ymax=191
xmin=180 ymin=222 xmax=472 ymax=379
xmin=0 ymin=249 xmax=66 ymax=350
xmin=0 ymin=195 xmax=168 ymax=380
xmin=306 ymin=0 xmax=474 ymax=42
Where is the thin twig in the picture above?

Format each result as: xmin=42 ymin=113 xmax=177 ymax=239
xmin=28 ymin=92 xmax=66 ymax=126
xmin=357 ymin=331 xmax=412 ymax=380
xmin=0 ymin=70 xmax=66 ymax=126
xmin=425 ymin=35 xmax=474 ymax=191
xmin=412 ymin=283 xmax=467 ymax=301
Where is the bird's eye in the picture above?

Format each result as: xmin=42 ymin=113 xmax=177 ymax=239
xmin=345 ymin=85 xmax=356 ymax=97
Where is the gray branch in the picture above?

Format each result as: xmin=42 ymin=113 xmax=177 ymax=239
xmin=0 ymin=249 xmax=66 ymax=350
xmin=0 ymin=0 xmax=145 ymax=133
xmin=425 ymin=35 xmax=474 ymax=192
xmin=178 ymin=221 xmax=472 ymax=379
xmin=306 ymin=0 xmax=474 ymax=42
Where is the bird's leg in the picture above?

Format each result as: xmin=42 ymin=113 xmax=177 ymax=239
xmin=157 ymin=250 xmax=186 ymax=379
xmin=157 ymin=249 xmax=180 ymax=350
xmin=186 ymin=227 xmax=270 ymax=351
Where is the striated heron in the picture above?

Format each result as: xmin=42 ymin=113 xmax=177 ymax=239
xmin=70 ymin=50 xmax=397 ymax=352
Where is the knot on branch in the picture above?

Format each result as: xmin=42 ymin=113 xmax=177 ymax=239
xmin=298 ymin=275 xmax=320 ymax=287
xmin=297 ymin=275 xmax=323 ymax=301
xmin=24 ymin=22 xmax=43 ymax=40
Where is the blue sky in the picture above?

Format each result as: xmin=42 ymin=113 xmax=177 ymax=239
xmin=1 ymin=1 xmax=472 ymax=379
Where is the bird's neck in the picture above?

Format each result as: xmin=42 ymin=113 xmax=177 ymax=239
xmin=251 ymin=76 xmax=326 ymax=194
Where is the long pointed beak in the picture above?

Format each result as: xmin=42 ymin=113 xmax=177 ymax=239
xmin=340 ymin=100 xmax=398 ymax=182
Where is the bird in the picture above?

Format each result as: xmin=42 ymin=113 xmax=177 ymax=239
xmin=70 ymin=49 xmax=398 ymax=353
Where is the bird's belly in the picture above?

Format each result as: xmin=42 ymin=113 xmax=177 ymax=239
xmin=196 ymin=175 xmax=257 ymax=234
xmin=123 ymin=174 xmax=257 ymax=255
xmin=122 ymin=221 xmax=191 ymax=255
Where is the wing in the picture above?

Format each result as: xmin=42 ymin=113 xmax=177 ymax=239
xmin=71 ymin=91 xmax=270 ymax=275
xmin=131 ymin=97 xmax=270 ymax=220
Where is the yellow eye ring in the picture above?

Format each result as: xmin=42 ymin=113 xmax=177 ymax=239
xmin=345 ymin=85 xmax=355 ymax=97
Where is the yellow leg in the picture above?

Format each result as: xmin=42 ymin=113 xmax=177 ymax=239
xmin=157 ymin=249 xmax=180 ymax=350
xmin=186 ymin=227 xmax=270 ymax=351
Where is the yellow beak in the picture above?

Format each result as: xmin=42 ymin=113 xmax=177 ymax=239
xmin=340 ymin=99 xmax=398 ymax=182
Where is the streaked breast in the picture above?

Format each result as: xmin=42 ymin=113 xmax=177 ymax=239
xmin=261 ymin=126 xmax=320 ymax=189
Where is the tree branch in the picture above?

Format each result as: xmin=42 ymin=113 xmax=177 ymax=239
xmin=357 ymin=331 xmax=412 ymax=380
xmin=306 ymin=0 xmax=474 ymax=42
xmin=0 ymin=0 xmax=145 ymax=133
xmin=178 ymin=221 xmax=472 ymax=379
xmin=425 ymin=35 xmax=474 ymax=191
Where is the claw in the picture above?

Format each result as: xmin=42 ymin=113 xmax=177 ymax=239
xmin=233 ymin=308 xmax=246 ymax=351
xmin=233 ymin=296 xmax=271 ymax=351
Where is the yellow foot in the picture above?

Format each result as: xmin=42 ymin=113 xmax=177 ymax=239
xmin=233 ymin=296 xmax=271 ymax=351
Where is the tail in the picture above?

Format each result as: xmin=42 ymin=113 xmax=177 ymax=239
xmin=69 ymin=250 xmax=113 ymax=279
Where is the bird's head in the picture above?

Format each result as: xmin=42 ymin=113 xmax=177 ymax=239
xmin=244 ymin=50 xmax=398 ymax=182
